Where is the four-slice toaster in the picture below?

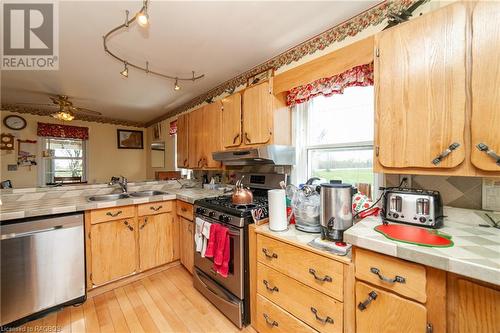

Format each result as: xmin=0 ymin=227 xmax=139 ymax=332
xmin=382 ymin=188 xmax=444 ymax=228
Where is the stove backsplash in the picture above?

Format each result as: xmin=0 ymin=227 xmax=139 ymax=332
xmin=385 ymin=174 xmax=484 ymax=210
xmin=193 ymin=165 xmax=291 ymax=185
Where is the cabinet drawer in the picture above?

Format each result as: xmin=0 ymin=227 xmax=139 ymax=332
xmin=355 ymin=248 xmax=427 ymax=303
xmin=137 ymin=201 xmax=173 ymax=216
xmin=90 ymin=205 xmax=135 ymax=224
xmin=257 ymin=235 xmax=343 ymax=301
xmin=257 ymin=262 xmax=343 ymax=333
xmin=256 ymin=294 xmax=317 ymax=333
xmin=176 ymin=200 xmax=193 ymax=220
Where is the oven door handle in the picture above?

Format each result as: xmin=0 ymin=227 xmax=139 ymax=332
xmin=195 ymin=216 xmax=241 ymax=237
xmin=197 ymin=271 xmax=240 ymax=306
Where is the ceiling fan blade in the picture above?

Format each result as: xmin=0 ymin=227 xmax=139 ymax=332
xmin=13 ymin=102 xmax=55 ymax=107
xmin=73 ymin=107 xmax=102 ymax=116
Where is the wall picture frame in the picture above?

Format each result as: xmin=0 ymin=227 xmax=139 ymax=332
xmin=117 ymin=129 xmax=144 ymax=149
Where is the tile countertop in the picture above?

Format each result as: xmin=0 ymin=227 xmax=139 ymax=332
xmin=344 ymin=206 xmax=500 ymax=286
xmin=255 ymin=224 xmax=352 ymax=264
xmin=0 ymin=181 xmax=223 ymax=221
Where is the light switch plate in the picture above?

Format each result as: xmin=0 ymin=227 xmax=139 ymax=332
xmin=482 ymin=178 xmax=500 ymax=211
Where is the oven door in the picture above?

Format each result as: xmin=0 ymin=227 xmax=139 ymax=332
xmin=194 ymin=215 xmax=244 ymax=299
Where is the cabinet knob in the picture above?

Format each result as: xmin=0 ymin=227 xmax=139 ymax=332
xmin=476 ymin=143 xmax=500 ymax=166
xmin=432 ymin=142 xmax=460 ymax=165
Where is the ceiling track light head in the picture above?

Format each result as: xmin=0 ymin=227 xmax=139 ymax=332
xmin=120 ymin=61 xmax=129 ymax=77
xmin=174 ymin=78 xmax=181 ymax=91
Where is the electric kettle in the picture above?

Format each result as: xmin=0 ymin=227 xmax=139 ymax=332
xmin=320 ymin=183 xmax=357 ymax=241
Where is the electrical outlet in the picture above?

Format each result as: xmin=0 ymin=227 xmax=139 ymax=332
xmin=399 ymin=175 xmax=412 ymax=188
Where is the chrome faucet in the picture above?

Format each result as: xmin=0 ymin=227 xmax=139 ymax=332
xmin=109 ymin=176 xmax=128 ymax=193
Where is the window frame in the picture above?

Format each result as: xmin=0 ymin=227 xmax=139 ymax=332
xmin=40 ymin=137 xmax=88 ymax=185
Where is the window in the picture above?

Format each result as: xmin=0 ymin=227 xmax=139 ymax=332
xmin=293 ymin=86 xmax=375 ymax=197
xmin=42 ymin=138 xmax=87 ymax=184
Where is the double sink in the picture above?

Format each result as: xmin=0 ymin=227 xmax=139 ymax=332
xmin=88 ymin=190 xmax=169 ymax=202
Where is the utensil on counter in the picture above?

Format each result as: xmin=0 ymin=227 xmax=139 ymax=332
xmin=232 ymin=175 xmax=253 ymax=205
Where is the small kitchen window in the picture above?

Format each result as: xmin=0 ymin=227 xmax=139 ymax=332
xmin=42 ymin=137 xmax=87 ymax=185
xmin=292 ymin=86 xmax=376 ymax=198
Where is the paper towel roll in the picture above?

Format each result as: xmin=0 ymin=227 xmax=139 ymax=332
xmin=268 ymin=189 xmax=287 ymax=231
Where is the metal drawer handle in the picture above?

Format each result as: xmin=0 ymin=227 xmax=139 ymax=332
xmin=263 ymin=280 xmax=279 ymax=292
xmin=140 ymin=217 xmax=148 ymax=229
xmin=476 ymin=143 xmax=500 ymax=166
xmin=233 ymin=133 xmax=240 ymax=144
xmin=308 ymin=268 xmax=332 ymax=282
xmin=150 ymin=205 xmax=163 ymax=211
xmin=310 ymin=307 xmax=334 ymax=324
xmin=245 ymin=132 xmax=251 ymax=144
xmin=123 ymin=220 xmax=134 ymax=231
xmin=181 ymin=207 xmax=188 ymax=212
xmin=432 ymin=142 xmax=460 ymax=165
xmin=262 ymin=248 xmax=278 ymax=259
xmin=358 ymin=291 xmax=378 ymax=311
xmin=183 ymin=158 xmax=188 ymax=166
xmin=106 ymin=210 xmax=122 ymax=217
xmin=263 ymin=313 xmax=278 ymax=327
xmin=370 ymin=267 xmax=406 ymax=284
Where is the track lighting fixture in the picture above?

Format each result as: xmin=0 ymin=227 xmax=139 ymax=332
xmin=136 ymin=1 xmax=149 ymax=27
xmin=174 ymin=79 xmax=181 ymax=91
xmin=103 ymin=0 xmax=205 ymax=86
xmin=120 ymin=62 xmax=129 ymax=77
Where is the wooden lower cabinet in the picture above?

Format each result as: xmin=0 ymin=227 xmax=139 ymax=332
xmin=89 ymin=218 xmax=137 ymax=286
xmin=179 ymin=216 xmax=194 ymax=274
xmin=138 ymin=212 xmax=174 ymax=271
xmin=355 ymin=282 xmax=427 ymax=333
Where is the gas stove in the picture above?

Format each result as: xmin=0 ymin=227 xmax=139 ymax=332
xmin=195 ymin=195 xmax=268 ymax=227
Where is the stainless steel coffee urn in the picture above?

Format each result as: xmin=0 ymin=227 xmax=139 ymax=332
xmin=320 ymin=183 xmax=356 ymax=241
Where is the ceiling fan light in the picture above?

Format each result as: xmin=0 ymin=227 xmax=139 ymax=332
xmin=52 ymin=111 xmax=75 ymax=122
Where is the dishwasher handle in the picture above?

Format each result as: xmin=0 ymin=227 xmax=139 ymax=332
xmin=1 ymin=225 xmax=65 ymax=240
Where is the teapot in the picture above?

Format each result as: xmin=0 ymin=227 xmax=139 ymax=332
xmin=232 ymin=176 xmax=253 ymax=205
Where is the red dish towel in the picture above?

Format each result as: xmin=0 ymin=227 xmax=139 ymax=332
xmin=214 ymin=226 xmax=228 ymax=265
xmin=204 ymin=224 xmax=218 ymax=258
xmin=216 ymin=233 xmax=230 ymax=278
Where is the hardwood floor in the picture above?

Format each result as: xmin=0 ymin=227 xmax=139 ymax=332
xmin=20 ymin=265 xmax=256 ymax=333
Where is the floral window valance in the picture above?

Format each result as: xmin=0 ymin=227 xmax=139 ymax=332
xmin=286 ymin=62 xmax=374 ymax=107
xmin=169 ymin=120 xmax=177 ymax=136
xmin=37 ymin=122 xmax=89 ymax=140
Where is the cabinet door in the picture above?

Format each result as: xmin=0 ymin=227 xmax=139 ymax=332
xmin=447 ymin=275 xmax=500 ymax=333
xmin=471 ymin=2 xmax=500 ymax=171
xmin=356 ymin=282 xmax=427 ymax=333
xmin=138 ymin=213 xmax=174 ymax=271
xmin=243 ymin=81 xmax=272 ymax=145
xmin=90 ymin=219 xmax=137 ymax=286
xmin=188 ymin=107 xmax=204 ymax=168
xmin=202 ymin=100 xmax=222 ymax=168
xmin=221 ymin=93 xmax=242 ymax=149
xmin=176 ymin=113 xmax=189 ymax=168
xmin=375 ymin=3 xmax=466 ymax=169
xmin=180 ymin=217 xmax=194 ymax=274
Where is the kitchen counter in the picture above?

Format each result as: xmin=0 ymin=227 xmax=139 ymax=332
xmin=344 ymin=206 xmax=500 ymax=285
xmin=255 ymin=224 xmax=352 ymax=264
xmin=0 ymin=181 xmax=223 ymax=221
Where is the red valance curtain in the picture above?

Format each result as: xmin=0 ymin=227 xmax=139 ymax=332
xmin=169 ymin=120 xmax=177 ymax=136
xmin=286 ymin=62 xmax=374 ymax=107
xmin=37 ymin=122 xmax=89 ymax=140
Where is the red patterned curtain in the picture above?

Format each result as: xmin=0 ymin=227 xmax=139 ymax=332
xmin=169 ymin=120 xmax=177 ymax=136
xmin=37 ymin=122 xmax=89 ymax=140
xmin=286 ymin=62 xmax=374 ymax=107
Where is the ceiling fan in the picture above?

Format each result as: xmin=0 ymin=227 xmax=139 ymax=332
xmin=13 ymin=95 xmax=102 ymax=122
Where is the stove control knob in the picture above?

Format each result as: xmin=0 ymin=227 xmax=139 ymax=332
xmin=208 ymin=211 xmax=216 ymax=218
xmin=196 ymin=207 xmax=203 ymax=214
xmin=223 ymin=215 xmax=231 ymax=223
xmin=219 ymin=215 xmax=224 ymax=222
xmin=419 ymin=216 xmax=427 ymax=223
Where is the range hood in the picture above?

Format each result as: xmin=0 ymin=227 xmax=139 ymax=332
xmin=212 ymin=145 xmax=296 ymax=166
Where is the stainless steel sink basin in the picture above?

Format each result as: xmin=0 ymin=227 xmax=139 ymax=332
xmin=88 ymin=193 xmax=130 ymax=201
xmin=129 ymin=190 xmax=168 ymax=197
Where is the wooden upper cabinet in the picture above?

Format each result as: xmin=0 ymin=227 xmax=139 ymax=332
xmin=176 ymin=113 xmax=189 ymax=168
xmin=355 ymin=282 xmax=427 ymax=333
xmin=221 ymin=93 xmax=242 ymax=148
xmin=90 ymin=218 xmax=137 ymax=286
xmin=138 ymin=212 xmax=174 ymax=271
xmin=375 ymin=3 xmax=467 ymax=169
xmin=471 ymin=2 xmax=500 ymax=172
xmin=242 ymin=81 xmax=273 ymax=145
xmin=202 ymin=101 xmax=223 ymax=168
xmin=188 ymin=107 xmax=204 ymax=168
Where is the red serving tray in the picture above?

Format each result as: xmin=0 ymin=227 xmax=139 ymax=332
xmin=374 ymin=224 xmax=453 ymax=248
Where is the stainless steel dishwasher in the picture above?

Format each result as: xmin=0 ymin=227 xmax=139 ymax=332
xmin=1 ymin=212 xmax=86 ymax=326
